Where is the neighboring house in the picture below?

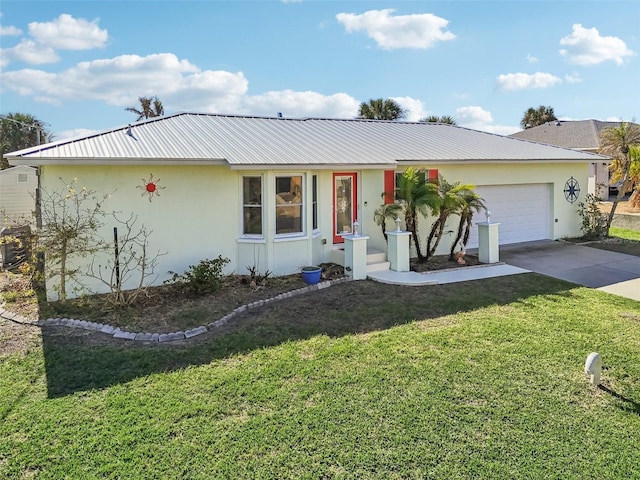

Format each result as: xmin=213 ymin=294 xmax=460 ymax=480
xmin=6 ymin=113 xmax=606 ymax=300
xmin=509 ymin=120 xmax=629 ymax=199
xmin=0 ymin=165 xmax=37 ymax=230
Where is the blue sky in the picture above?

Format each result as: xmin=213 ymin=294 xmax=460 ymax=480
xmin=1 ymin=1 xmax=638 ymax=140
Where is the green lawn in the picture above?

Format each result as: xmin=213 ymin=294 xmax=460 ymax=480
xmin=610 ymin=226 xmax=640 ymax=241
xmin=2 ymin=274 xmax=640 ymax=479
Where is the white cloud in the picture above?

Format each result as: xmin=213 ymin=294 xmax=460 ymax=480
xmin=56 ymin=128 xmax=101 ymax=141
xmin=456 ymin=106 xmax=519 ymax=135
xmin=559 ymin=24 xmax=634 ymax=65
xmin=0 ymin=53 xmax=238 ymax=105
xmin=527 ymin=53 xmax=538 ymax=64
xmin=456 ymin=105 xmax=493 ymax=124
xmin=564 ymin=72 xmax=581 ymax=84
xmin=336 ymin=9 xmax=455 ymax=50
xmin=28 ymin=14 xmax=108 ymax=50
xmin=0 ymin=14 xmax=109 ymax=67
xmin=0 ymin=52 xmax=363 ymax=120
xmin=1 ymin=39 xmax=59 ymax=66
xmin=391 ymin=96 xmax=428 ymax=121
xmin=496 ymin=72 xmax=563 ymax=91
xmin=241 ymin=90 xmax=359 ymax=118
xmin=0 ymin=25 xmax=22 ymax=36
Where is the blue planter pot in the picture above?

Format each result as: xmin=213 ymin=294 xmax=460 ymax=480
xmin=301 ymin=266 xmax=322 ymax=285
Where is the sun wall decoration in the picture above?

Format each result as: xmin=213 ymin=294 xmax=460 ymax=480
xmin=137 ymin=173 xmax=165 ymax=202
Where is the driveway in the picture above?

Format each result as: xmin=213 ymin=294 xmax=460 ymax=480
xmin=499 ymin=240 xmax=640 ymax=301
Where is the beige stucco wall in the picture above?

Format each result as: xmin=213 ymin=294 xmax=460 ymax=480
xmin=359 ymin=162 xmax=590 ymax=258
xmin=39 ymin=165 xmax=337 ymax=300
xmin=40 ymin=165 xmax=240 ymax=300
xmin=37 ymin=160 xmax=589 ymax=299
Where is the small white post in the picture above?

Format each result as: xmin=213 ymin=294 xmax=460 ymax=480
xmin=477 ymin=221 xmax=500 ymax=263
xmin=343 ymin=234 xmax=369 ymax=280
xmin=387 ymin=230 xmax=411 ymax=272
xmin=584 ymin=352 xmax=602 ymax=386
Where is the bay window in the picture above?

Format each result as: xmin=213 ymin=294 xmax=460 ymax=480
xmin=242 ymin=176 xmax=262 ymax=235
xmin=275 ymin=175 xmax=303 ymax=234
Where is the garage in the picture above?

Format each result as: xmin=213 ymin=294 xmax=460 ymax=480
xmin=466 ymin=183 xmax=552 ymax=248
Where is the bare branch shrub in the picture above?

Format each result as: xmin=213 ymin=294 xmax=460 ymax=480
xmin=87 ymin=213 xmax=165 ymax=306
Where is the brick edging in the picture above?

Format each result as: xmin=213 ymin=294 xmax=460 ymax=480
xmin=0 ymin=277 xmax=352 ymax=343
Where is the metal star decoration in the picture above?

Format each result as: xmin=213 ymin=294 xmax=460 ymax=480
xmin=563 ymin=177 xmax=580 ymax=204
xmin=137 ymin=173 xmax=165 ymax=202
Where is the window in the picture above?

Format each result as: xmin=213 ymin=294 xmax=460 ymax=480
xmin=17 ymin=173 xmax=28 ymax=183
xmin=388 ymin=169 xmax=439 ymax=202
xmin=242 ymin=176 xmax=262 ymax=235
xmin=275 ymin=175 xmax=303 ymax=234
xmin=312 ymin=175 xmax=318 ymax=230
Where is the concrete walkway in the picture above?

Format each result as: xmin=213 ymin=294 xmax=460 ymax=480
xmin=368 ymin=240 xmax=640 ymax=303
xmin=367 ymin=263 xmax=529 ymax=286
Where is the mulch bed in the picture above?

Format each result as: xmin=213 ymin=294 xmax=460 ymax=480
xmin=410 ymin=253 xmax=482 ymax=273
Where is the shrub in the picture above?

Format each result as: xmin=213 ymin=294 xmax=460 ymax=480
xmin=577 ymin=193 xmax=607 ymax=240
xmin=2 ymin=291 xmax=18 ymax=303
xmin=167 ymin=256 xmax=230 ymax=294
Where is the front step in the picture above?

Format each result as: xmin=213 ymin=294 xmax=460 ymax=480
xmin=330 ymin=247 xmax=390 ymax=273
xmin=366 ymin=260 xmax=390 ymax=273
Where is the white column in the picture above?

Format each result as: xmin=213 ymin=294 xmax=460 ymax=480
xmin=387 ymin=231 xmax=411 ymax=272
xmin=477 ymin=222 xmax=500 ymax=263
xmin=343 ymin=234 xmax=369 ymax=280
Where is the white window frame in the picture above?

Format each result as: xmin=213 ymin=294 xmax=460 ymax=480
xmin=275 ymin=174 xmax=304 ymax=236
xmin=312 ymin=174 xmax=318 ymax=231
xmin=241 ymin=175 xmax=263 ymax=237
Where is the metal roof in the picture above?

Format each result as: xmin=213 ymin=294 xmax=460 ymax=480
xmin=509 ymin=119 xmax=628 ymax=150
xmin=7 ymin=113 xmax=608 ymax=167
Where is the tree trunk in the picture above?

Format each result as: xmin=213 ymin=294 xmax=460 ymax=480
xmin=449 ymin=217 xmax=465 ymax=260
xmin=428 ymin=217 xmax=447 ymax=258
xmin=59 ymin=238 xmax=67 ymax=302
xmin=462 ymin=215 xmax=473 ymax=246
xmin=630 ymin=189 xmax=640 ymax=210
xmin=605 ymin=177 xmax=632 ymax=235
xmin=406 ymin=211 xmax=424 ymax=261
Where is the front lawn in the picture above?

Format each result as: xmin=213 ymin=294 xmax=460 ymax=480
xmin=1 ymin=274 xmax=639 ymax=479
xmin=585 ymin=227 xmax=640 ymax=256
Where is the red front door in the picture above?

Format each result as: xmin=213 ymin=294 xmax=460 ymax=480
xmin=333 ymin=172 xmax=357 ymax=244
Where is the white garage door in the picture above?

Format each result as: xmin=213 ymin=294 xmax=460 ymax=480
xmin=466 ymin=184 xmax=552 ymax=248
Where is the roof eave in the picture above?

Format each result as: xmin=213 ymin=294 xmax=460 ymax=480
xmin=7 ymin=157 xmax=229 ymax=167
xmin=398 ymin=156 xmax=610 ymax=164
xmin=229 ymin=162 xmax=397 ymax=170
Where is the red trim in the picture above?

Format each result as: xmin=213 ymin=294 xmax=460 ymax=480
xmin=428 ymin=169 xmax=439 ymax=182
xmin=332 ymin=172 xmax=357 ymax=244
xmin=383 ymin=170 xmax=395 ymax=204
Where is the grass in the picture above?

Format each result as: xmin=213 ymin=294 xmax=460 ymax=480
xmin=585 ymin=227 xmax=640 ymax=256
xmin=2 ymin=274 xmax=640 ymax=479
xmin=610 ymin=226 xmax=640 ymax=241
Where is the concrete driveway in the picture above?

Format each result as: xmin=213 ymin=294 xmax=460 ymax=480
xmin=499 ymin=240 xmax=640 ymax=301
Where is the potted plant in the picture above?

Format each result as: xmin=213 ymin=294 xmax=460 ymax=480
xmin=301 ymin=265 xmax=322 ymax=285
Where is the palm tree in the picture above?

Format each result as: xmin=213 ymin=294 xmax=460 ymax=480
xmin=449 ymin=190 xmax=485 ymax=260
xmin=520 ymin=105 xmax=557 ymax=129
xmin=420 ymin=115 xmax=457 ymax=125
xmin=125 ymin=96 xmax=165 ymax=121
xmin=425 ymin=175 xmax=475 ymax=259
xmin=373 ymin=202 xmax=403 ymax=242
xmin=627 ymin=145 xmax=640 ymax=209
xmin=357 ymin=98 xmax=407 ymax=121
xmin=393 ymin=168 xmax=439 ymax=261
xmin=1 ymin=112 xmax=53 ymax=169
xmin=599 ymin=121 xmax=640 ymax=233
